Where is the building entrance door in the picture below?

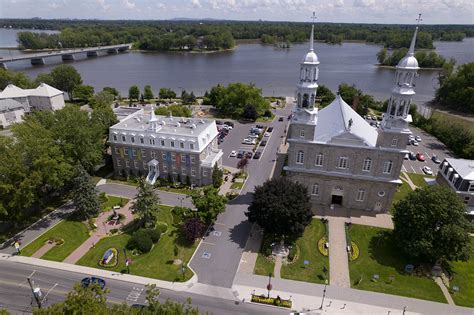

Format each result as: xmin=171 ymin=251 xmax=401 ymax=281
xmin=374 ymin=202 xmax=382 ymax=212
xmin=331 ymin=195 xmax=343 ymax=205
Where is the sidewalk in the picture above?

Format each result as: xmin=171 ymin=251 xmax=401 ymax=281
xmin=0 ymin=202 xmax=76 ymax=255
xmin=328 ymin=218 xmax=350 ymax=288
xmin=237 ymin=224 xmax=263 ymax=274
xmin=63 ymin=201 xmax=134 ymax=264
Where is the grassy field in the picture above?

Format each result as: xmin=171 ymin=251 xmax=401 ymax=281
xmin=281 ymin=219 xmax=329 ymax=284
xmin=449 ymin=237 xmax=474 ymax=308
xmin=77 ymin=206 xmax=197 ymax=282
xmin=391 ymin=179 xmax=413 ymax=211
xmin=432 ymin=111 xmax=474 ymax=134
xmin=253 ymin=234 xmax=275 ymax=276
xmin=101 ymin=195 xmax=129 ymax=212
xmin=406 ymin=173 xmax=433 ymax=188
xmin=21 ymin=220 xmax=89 ymax=261
xmin=348 ymin=224 xmax=446 ymax=303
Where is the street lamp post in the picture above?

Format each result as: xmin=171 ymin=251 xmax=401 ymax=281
xmin=181 ymin=262 xmax=186 ymax=279
xmin=319 ymin=279 xmax=329 ymax=310
xmin=267 ymin=273 xmax=273 ymax=298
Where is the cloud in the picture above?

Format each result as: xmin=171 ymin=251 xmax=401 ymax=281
xmin=191 ymin=0 xmax=202 ymax=8
xmin=122 ymin=0 xmax=136 ymax=10
xmin=97 ymin=0 xmax=111 ymax=10
xmin=353 ymin=0 xmax=375 ymax=7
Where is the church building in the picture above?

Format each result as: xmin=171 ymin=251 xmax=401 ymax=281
xmin=284 ymin=23 xmax=420 ymax=213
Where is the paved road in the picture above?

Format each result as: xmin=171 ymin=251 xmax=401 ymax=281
xmin=0 ymin=203 xmax=75 ymax=255
xmin=0 ymin=260 xmax=286 ymax=315
xmin=189 ymin=102 xmax=293 ymax=288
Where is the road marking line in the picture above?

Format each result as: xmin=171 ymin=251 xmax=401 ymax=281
xmin=402 ymin=165 xmax=407 ymax=172
xmin=201 ymin=241 xmax=216 ymax=246
xmin=215 ymin=222 xmax=225 ymax=226
xmin=411 ymin=166 xmax=416 ymax=173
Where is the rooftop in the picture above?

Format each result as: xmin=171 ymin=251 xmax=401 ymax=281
xmin=445 ymin=158 xmax=474 ymax=181
xmin=0 ymin=98 xmax=24 ymax=112
xmin=0 ymin=83 xmax=63 ymax=99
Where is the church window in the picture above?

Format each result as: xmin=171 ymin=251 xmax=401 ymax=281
xmin=297 ymin=93 xmax=301 ymax=106
xmin=315 ymin=153 xmax=323 ymax=166
xmin=362 ymin=158 xmax=372 ymax=172
xmin=140 ymin=137 xmax=144 ymax=144
xmin=469 ymin=183 xmax=474 ymax=192
xmin=150 ymin=151 xmax=156 ymax=158
xmin=190 ymin=143 xmax=195 ymax=150
xmin=378 ymin=191 xmax=386 ymax=197
xmin=125 ymin=160 xmax=130 ymax=167
xmin=114 ymin=147 xmax=119 ymax=154
xmin=337 ymin=156 xmax=348 ymax=169
xmin=170 ymin=141 xmax=175 ymax=148
xmin=391 ymin=138 xmax=398 ymax=147
xmin=311 ymin=184 xmax=319 ymax=196
xmin=131 ymin=137 xmax=135 ymax=143
xmin=302 ymin=94 xmax=309 ymax=108
xmin=162 ymin=153 xmax=167 ymax=160
xmin=397 ymin=101 xmax=405 ymax=116
xmin=180 ymin=142 xmax=184 ymax=149
xmin=149 ymin=138 xmax=155 ymax=145
xmin=296 ymin=151 xmax=304 ymax=164
xmin=161 ymin=139 xmax=165 ymax=146
xmin=300 ymin=129 xmax=305 ymax=138
xmin=113 ymin=135 xmax=117 ymax=141
xmin=122 ymin=135 xmax=126 ymax=142
xmin=356 ymin=189 xmax=365 ymax=202
xmin=181 ymin=155 xmax=186 ymax=162
xmin=141 ymin=149 xmax=146 ymax=157
xmin=383 ymin=160 xmax=393 ymax=174
xmin=389 ymin=100 xmax=396 ymax=116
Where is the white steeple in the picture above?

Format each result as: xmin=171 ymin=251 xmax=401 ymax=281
xmin=381 ymin=14 xmax=422 ymax=131
xmin=149 ymin=105 xmax=159 ymax=131
xmin=293 ymin=12 xmax=319 ymax=124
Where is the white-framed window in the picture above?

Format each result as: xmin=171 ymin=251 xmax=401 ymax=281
xmin=315 ymin=153 xmax=323 ymax=166
xmin=391 ymin=138 xmax=398 ymax=147
xmin=182 ymin=167 xmax=187 ymax=174
xmin=170 ymin=141 xmax=175 ymax=148
xmin=122 ymin=135 xmax=126 ymax=142
xmin=362 ymin=158 xmax=372 ymax=172
xmin=190 ymin=156 xmax=196 ymax=164
xmin=114 ymin=147 xmax=119 ymax=154
xmin=133 ymin=160 xmax=138 ymax=168
xmin=143 ymin=162 xmax=147 ymax=169
xmin=464 ymin=196 xmax=470 ymax=204
xmin=356 ymin=189 xmax=365 ymax=202
xmin=181 ymin=155 xmax=186 ymax=163
xmin=300 ymin=129 xmax=305 ymax=138
xmin=162 ymin=153 xmax=167 ymax=160
xmin=337 ymin=156 xmax=348 ymax=169
xmin=141 ymin=149 xmax=146 ymax=157
xmin=113 ymin=135 xmax=117 ymax=141
xmin=116 ymin=159 xmax=122 ymax=167
xmin=203 ymin=169 xmax=208 ymax=177
xmin=451 ymin=174 xmax=458 ymax=184
xmin=151 ymin=151 xmax=156 ymax=158
xmin=140 ymin=137 xmax=144 ymax=144
xmin=150 ymin=138 xmax=155 ymax=145
xmin=469 ymin=182 xmax=474 ymax=192
xmin=131 ymin=137 xmax=135 ymax=143
xmin=163 ymin=165 xmax=168 ymax=172
xmin=171 ymin=154 xmax=176 ymax=161
xmin=311 ymin=184 xmax=319 ymax=196
xmin=132 ymin=149 xmax=137 ymax=156
xmin=161 ymin=139 xmax=165 ymax=146
xmin=172 ymin=165 xmax=177 ymax=173
xmin=125 ymin=160 xmax=130 ymax=167
xmin=383 ymin=160 xmax=393 ymax=174
xmin=190 ymin=143 xmax=195 ymax=150
xmin=180 ymin=142 xmax=184 ymax=149
xmin=296 ymin=151 xmax=304 ymax=164
xmin=191 ymin=169 xmax=196 ymax=176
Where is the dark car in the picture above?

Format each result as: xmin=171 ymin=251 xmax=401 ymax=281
xmin=409 ymin=152 xmax=416 ymax=160
xmin=81 ymin=277 xmax=106 ymax=289
xmin=256 ymin=124 xmax=264 ymax=129
xmin=224 ymin=121 xmax=234 ymax=127
xmin=216 ymin=120 xmax=223 ymax=125
xmin=431 ymin=155 xmax=441 ymax=164
xmin=278 ymin=117 xmax=284 ymax=122
xmin=260 ymin=140 xmax=267 ymax=147
xmin=237 ymin=150 xmax=244 ymax=158
xmin=253 ymin=152 xmax=261 ymax=159
xmin=267 ymin=127 xmax=273 ymax=132
xmin=245 ymin=151 xmax=253 ymax=159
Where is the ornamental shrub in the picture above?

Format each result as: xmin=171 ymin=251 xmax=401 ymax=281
xmin=126 ymin=228 xmax=158 ymax=253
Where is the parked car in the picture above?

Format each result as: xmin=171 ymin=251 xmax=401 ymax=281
xmin=216 ymin=120 xmax=223 ymax=125
xmin=267 ymin=127 xmax=273 ymax=132
xmin=256 ymin=124 xmax=264 ymax=129
xmin=253 ymin=152 xmax=261 ymax=159
xmin=422 ymin=166 xmax=433 ymax=175
xmin=411 ymin=139 xmax=419 ymax=146
xmin=260 ymin=140 xmax=267 ymax=147
xmin=366 ymin=115 xmax=372 ymax=120
xmin=278 ymin=117 xmax=284 ymax=121
xmin=431 ymin=155 xmax=441 ymax=164
xmin=409 ymin=151 xmax=416 ymax=160
xmin=224 ymin=121 xmax=234 ymax=127
xmin=404 ymin=153 xmax=409 ymax=160
xmin=264 ymin=132 xmax=271 ymax=137
xmin=242 ymin=138 xmax=256 ymax=145
xmin=416 ymin=152 xmax=425 ymax=162
xmin=415 ymin=135 xmax=422 ymax=142
xmin=223 ymin=124 xmax=233 ymax=130
xmin=81 ymin=277 xmax=106 ymax=289
xmin=245 ymin=151 xmax=253 ymax=159
xmin=237 ymin=150 xmax=244 ymax=158
xmin=250 ymin=128 xmax=262 ymax=134
xmin=230 ymin=150 xmax=237 ymax=157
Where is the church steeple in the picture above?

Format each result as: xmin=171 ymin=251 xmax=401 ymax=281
xmin=381 ymin=14 xmax=422 ymax=131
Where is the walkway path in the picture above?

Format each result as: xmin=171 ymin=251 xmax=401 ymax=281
xmin=237 ymin=224 xmax=263 ymax=274
xmin=434 ymin=277 xmax=455 ymax=306
xmin=63 ymin=201 xmax=134 ymax=264
xmin=328 ymin=218 xmax=350 ymax=288
xmin=274 ymin=256 xmax=282 ymax=278
xmin=31 ymin=241 xmax=56 ymax=258
xmin=401 ymin=171 xmax=418 ymax=190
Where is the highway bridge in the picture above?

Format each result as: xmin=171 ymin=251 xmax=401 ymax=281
xmin=0 ymin=43 xmax=132 ymax=69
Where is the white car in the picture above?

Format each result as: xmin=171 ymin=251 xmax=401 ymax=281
xmin=242 ymin=138 xmax=256 ymax=145
xmin=223 ymin=125 xmax=233 ymax=130
xmin=248 ymin=134 xmax=258 ymax=139
xmin=415 ymin=135 xmax=422 ymax=142
xmin=404 ymin=153 xmax=409 ymax=160
xmin=229 ymin=150 xmax=237 ymax=157
xmin=264 ymin=132 xmax=271 ymax=137
xmin=422 ymin=166 xmax=433 ymax=175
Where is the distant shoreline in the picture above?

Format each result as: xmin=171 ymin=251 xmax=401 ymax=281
xmin=376 ymin=64 xmax=443 ymax=71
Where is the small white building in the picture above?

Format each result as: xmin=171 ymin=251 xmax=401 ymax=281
xmin=0 ymin=98 xmax=25 ymax=128
xmin=0 ymin=83 xmax=65 ymax=112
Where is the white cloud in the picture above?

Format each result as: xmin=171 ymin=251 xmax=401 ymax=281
xmin=122 ymin=0 xmax=136 ymax=10
xmin=97 ymin=0 xmax=111 ymax=10
xmin=191 ymin=0 xmax=202 ymax=8
xmin=353 ymin=0 xmax=375 ymax=7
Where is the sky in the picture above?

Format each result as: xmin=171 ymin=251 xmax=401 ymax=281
xmin=0 ymin=0 xmax=473 ymax=24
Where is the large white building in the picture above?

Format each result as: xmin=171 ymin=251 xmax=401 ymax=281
xmin=0 ymin=83 xmax=65 ymax=114
xmin=108 ymin=107 xmax=223 ymax=186
xmin=284 ymin=24 xmax=420 ymax=213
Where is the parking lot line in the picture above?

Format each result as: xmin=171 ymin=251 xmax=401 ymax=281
xmin=424 ymin=151 xmax=431 ymax=159
xmin=410 ymin=166 xmax=417 ymax=173
xmin=201 ymin=241 xmax=216 ymax=246
xmin=402 ymin=165 xmax=407 ymax=172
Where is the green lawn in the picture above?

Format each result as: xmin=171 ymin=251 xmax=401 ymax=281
xmin=348 ymin=224 xmax=446 ymax=303
xmin=449 ymin=237 xmax=474 ymax=307
xmin=101 ymin=195 xmax=129 ymax=212
xmin=406 ymin=173 xmax=433 ymax=188
xmin=432 ymin=111 xmax=474 ymax=134
xmin=253 ymin=234 xmax=275 ymax=276
xmin=390 ymin=179 xmax=413 ymax=211
xmin=77 ymin=206 xmax=197 ymax=282
xmin=230 ymin=182 xmax=244 ymax=190
xmin=281 ymin=219 xmax=329 ymax=284
xmin=21 ymin=220 xmax=89 ymax=262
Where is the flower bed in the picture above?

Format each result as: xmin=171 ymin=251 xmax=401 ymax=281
xmin=286 ymin=245 xmax=300 ymax=265
xmin=251 ymin=294 xmax=292 ymax=308
xmin=349 ymin=241 xmax=360 ymax=261
xmin=98 ymin=248 xmax=118 ymax=268
xmin=318 ymin=237 xmax=329 ymax=256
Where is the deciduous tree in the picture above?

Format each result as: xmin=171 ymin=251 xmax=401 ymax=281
xmin=72 ymin=84 xmax=94 ymax=101
xmin=211 ymin=164 xmax=223 ymax=188
xmin=132 ymin=177 xmax=160 ymax=227
xmin=128 ymin=85 xmax=140 ymax=101
xmin=71 ymin=165 xmax=101 ymax=220
xmin=191 ymin=186 xmax=227 ymax=224
xmin=50 ymin=64 xmax=83 ymax=98
xmin=182 ymin=217 xmax=205 ymax=243
xmin=144 ymin=85 xmax=154 ymax=100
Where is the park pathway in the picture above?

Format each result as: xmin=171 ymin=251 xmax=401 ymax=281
xmin=63 ymin=201 xmax=134 ymax=264
xmin=237 ymin=224 xmax=263 ymax=274
xmin=31 ymin=242 xmax=56 ymax=258
xmin=328 ymin=218 xmax=350 ymax=288
xmin=274 ymin=256 xmax=282 ymax=278
xmin=434 ymin=277 xmax=455 ymax=305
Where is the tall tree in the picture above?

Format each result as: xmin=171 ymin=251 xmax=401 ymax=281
xmin=159 ymin=87 xmax=176 ymax=101
xmin=71 ymin=165 xmax=101 ymax=220
xmin=191 ymin=186 xmax=227 ymax=224
xmin=246 ymin=177 xmax=312 ymax=241
xmin=50 ymin=64 xmax=83 ymax=99
xmin=91 ymin=104 xmax=118 ymax=136
xmin=72 ymin=85 xmax=94 ymax=102
xmin=143 ymin=85 xmax=154 ymax=100
xmin=34 ymin=73 xmax=55 ymax=87
xmin=393 ymin=185 xmax=471 ymax=263
xmin=132 ymin=177 xmax=160 ymax=227
xmin=90 ymin=91 xmax=115 ymax=109
xmin=211 ymin=163 xmax=223 ymax=188
xmin=436 ymin=62 xmax=474 ymax=113
xmin=0 ymin=68 xmax=32 ymax=90
xmin=317 ymin=85 xmax=336 ymax=108
xmin=102 ymin=86 xmax=120 ymax=99
xmin=128 ymin=85 xmax=140 ymax=101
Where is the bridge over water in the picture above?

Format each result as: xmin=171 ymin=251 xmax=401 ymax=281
xmin=0 ymin=43 xmax=132 ymax=69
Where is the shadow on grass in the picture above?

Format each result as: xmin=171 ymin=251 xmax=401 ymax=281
xmin=368 ymin=231 xmax=410 ymax=275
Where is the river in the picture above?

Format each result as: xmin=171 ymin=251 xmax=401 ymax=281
xmin=1 ymin=29 xmax=473 ymax=106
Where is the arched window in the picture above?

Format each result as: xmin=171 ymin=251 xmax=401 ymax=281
xmin=315 ymin=153 xmax=323 ymax=166
xmin=362 ymin=158 xmax=372 ymax=171
xmin=389 ymin=99 xmax=396 ymax=116
xmin=302 ymin=94 xmax=309 ymax=108
xmin=397 ymin=100 xmax=405 ymax=116
xmin=383 ymin=160 xmax=393 ymax=174
xmin=296 ymin=150 xmax=304 ymax=164
xmin=297 ymin=93 xmax=301 ymax=107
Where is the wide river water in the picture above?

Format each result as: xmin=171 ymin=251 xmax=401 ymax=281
xmin=1 ymin=29 xmax=473 ymax=105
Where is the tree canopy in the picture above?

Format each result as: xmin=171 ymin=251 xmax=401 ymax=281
xmin=128 ymin=85 xmax=140 ymax=101
xmin=246 ymin=177 xmax=312 ymax=241
xmin=143 ymin=85 xmax=154 ymax=100
xmin=50 ymin=64 xmax=83 ymax=98
xmin=436 ymin=62 xmax=474 ymax=113
xmin=159 ymin=87 xmax=177 ymax=100
xmin=191 ymin=186 xmax=227 ymax=224
xmin=132 ymin=177 xmax=160 ymax=227
xmin=71 ymin=165 xmax=101 ymax=220
xmin=393 ymin=185 xmax=471 ymax=263
xmin=377 ymin=47 xmax=455 ymax=69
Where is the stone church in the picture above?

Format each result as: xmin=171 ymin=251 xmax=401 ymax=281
xmin=284 ymin=24 xmax=420 ymax=213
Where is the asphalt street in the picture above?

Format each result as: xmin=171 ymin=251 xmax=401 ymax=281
xmin=189 ymin=103 xmax=293 ymax=288
xmin=0 ymin=260 xmax=287 ymax=315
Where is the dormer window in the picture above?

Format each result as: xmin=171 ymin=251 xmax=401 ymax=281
xmin=113 ymin=135 xmax=117 ymax=141
xmin=122 ymin=135 xmax=126 ymax=142
xmin=300 ymin=129 xmax=305 ymax=138
xmin=161 ymin=139 xmax=165 ymax=146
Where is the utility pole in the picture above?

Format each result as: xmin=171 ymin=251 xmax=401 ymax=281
xmin=26 ymin=271 xmax=57 ymax=309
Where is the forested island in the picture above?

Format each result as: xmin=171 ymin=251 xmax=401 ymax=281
xmin=377 ymin=47 xmax=456 ymax=69
xmin=1 ymin=19 xmax=473 ymax=51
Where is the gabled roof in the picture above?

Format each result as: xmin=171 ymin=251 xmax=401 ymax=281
xmin=314 ymin=94 xmax=378 ymax=147
xmin=29 ymin=83 xmax=63 ymax=97
xmin=0 ymin=84 xmax=32 ymax=99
